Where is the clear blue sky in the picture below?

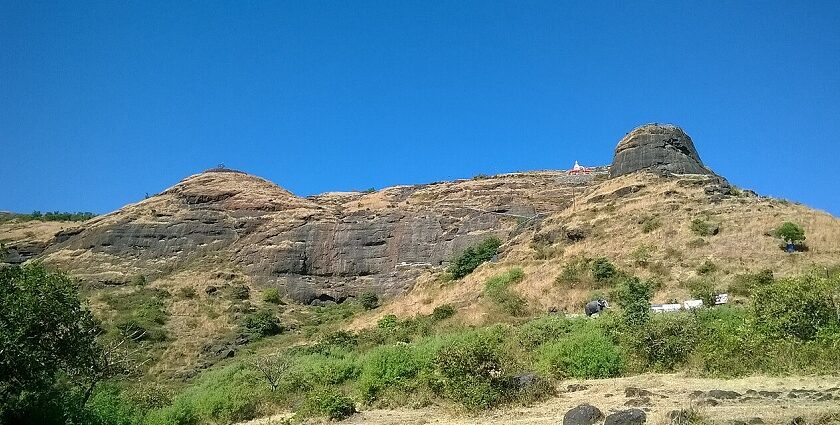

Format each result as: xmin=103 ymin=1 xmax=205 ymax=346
xmin=2 ymin=1 xmax=839 ymax=216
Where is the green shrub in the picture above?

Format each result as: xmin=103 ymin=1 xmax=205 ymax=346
xmin=591 ymin=257 xmax=618 ymax=282
xmin=313 ymin=330 xmax=358 ymax=353
xmin=750 ymin=274 xmax=839 ymax=341
xmin=516 ymin=315 xmax=577 ymax=349
xmin=358 ymin=345 xmax=425 ymax=401
xmin=696 ymin=260 xmax=717 ymax=275
xmin=228 ymin=284 xmax=250 ymax=300
xmin=377 ymin=314 xmax=398 ymax=330
xmin=431 ymin=330 xmax=512 ymax=410
xmin=144 ymin=364 xmax=264 ymax=425
xmin=132 ymin=274 xmax=147 ymax=286
xmin=431 ymin=304 xmax=456 ymax=321
xmin=640 ymin=215 xmax=662 ymax=233
xmin=631 ymin=245 xmax=653 ymax=267
xmin=262 ymin=288 xmax=281 ymax=304
xmin=555 ymin=257 xmax=590 ymax=287
xmin=301 ymin=388 xmax=356 ymax=420
xmin=177 ymin=287 xmax=197 ymax=299
xmin=729 ymin=269 xmax=773 ymax=297
xmin=484 ymin=268 xmax=527 ymax=316
xmin=359 ymin=291 xmax=380 ymax=310
xmin=634 ymin=313 xmax=700 ymax=370
xmin=241 ymin=308 xmax=282 ymax=339
xmin=690 ymin=218 xmax=719 ymax=236
xmin=449 ymin=236 xmax=503 ymax=279
xmin=774 ymin=221 xmax=806 ymax=243
xmin=613 ymin=277 xmax=653 ymax=328
xmin=687 ymin=278 xmax=718 ymax=307
xmin=536 ymin=327 xmax=623 ymax=379
xmin=104 ymin=288 xmax=169 ymax=342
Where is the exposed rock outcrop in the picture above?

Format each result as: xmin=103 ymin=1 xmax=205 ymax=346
xmin=610 ymin=124 xmax=713 ymax=178
xmin=35 ymin=168 xmax=604 ymax=301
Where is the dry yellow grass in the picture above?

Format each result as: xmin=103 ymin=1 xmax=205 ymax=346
xmin=353 ymin=172 xmax=840 ymax=326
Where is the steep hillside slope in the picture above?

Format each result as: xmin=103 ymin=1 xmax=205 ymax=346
xmin=356 ymin=171 xmax=840 ymax=327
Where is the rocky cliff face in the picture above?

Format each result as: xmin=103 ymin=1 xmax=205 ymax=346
xmin=35 ymin=168 xmax=605 ymax=302
xmin=610 ymin=124 xmax=713 ymax=178
xmin=3 ymin=124 xmax=755 ymax=304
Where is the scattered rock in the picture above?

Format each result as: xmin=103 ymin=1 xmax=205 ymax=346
xmin=748 ymin=418 xmax=764 ymax=424
xmin=625 ymin=387 xmax=653 ymax=397
xmin=708 ymin=389 xmax=741 ymax=399
xmin=758 ymin=391 xmax=781 ymax=399
xmin=567 ymin=384 xmax=589 ymax=392
xmin=689 ymin=390 xmax=705 ymax=399
xmin=624 ymin=397 xmax=650 ymax=407
xmin=605 ymin=408 xmax=646 ymax=425
xmin=563 ymin=404 xmax=604 ymax=425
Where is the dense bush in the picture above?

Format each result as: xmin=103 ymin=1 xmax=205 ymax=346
xmin=696 ymin=259 xmax=717 ymax=275
xmin=302 ymin=388 xmax=356 ymax=420
xmin=556 ymin=256 xmax=623 ymax=289
xmin=634 ymin=313 xmax=700 ymax=371
xmin=690 ymin=218 xmax=719 ymax=236
xmin=431 ymin=330 xmax=512 ymax=410
xmin=449 ymin=237 xmax=502 ymax=279
xmin=143 ymin=364 xmax=263 ymax=425
xmin=431 ymin=304 xmax=457 ymax=321
xmin=261 ymin=288 xmax=281 ymax=304
xmin=750 ymin=274 xmax=839 ymax=341
xmin=536 ymin=328 xmax=623 ymax=379
xmin=484 ymin=268 xmax=527 ymax=316
xmin=687 ymin=278 xmax=718 ymax=307
xmin=729 ymin=269 xmax=773 ymax=296
xmin=241 ymin=308 xmax=282 ymax=339
xmin=591 ymin=257 xmax=618 ymax=282
xmin=613 ymin=277 xmax=653 ymax=327
xmin=359 ymin=291 xmax=380 ymax=310
xmin=103 ymin=288 xmax=169 ymax=342
xmin=358 ymin=345 xmax=425 ymax=401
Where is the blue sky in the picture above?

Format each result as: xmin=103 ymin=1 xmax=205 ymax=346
xmin=2 ymin=1 xmax=839 ymax=216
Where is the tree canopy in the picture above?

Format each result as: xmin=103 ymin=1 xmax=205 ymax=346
xmin=0 ymin=264 xmax=104 ymax=424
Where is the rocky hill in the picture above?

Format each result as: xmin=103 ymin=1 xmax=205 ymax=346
xmin=5 ymin=162 xmax=603 ymax=303
xmin=3 ymin=123 xmax=839 ymax=374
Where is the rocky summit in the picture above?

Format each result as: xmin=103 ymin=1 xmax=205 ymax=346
xmin=610 ymin=124 xmax=713 ymax=178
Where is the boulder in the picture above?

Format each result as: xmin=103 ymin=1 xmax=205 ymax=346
xmin=708 ymin=389 xmax=741 ymax=400
xmin=563 ymin=404 xmax=604 ymax=425
xmin=605 ymin=409 xmax=646 ymax=425
xmin=610 ymin=124 xmax=713 ymax=178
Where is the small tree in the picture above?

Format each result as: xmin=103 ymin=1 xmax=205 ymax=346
xmin=250 ymin=353 xmax=291 ymax=392
xmin=449 ymin=236 xmax=503 ymax=279
xmin=775 ymin=222 xmax=806 ymax=244
xmin=614 ymin=276 xmax=653 ymax=328
xmin=0 ymin=264 xmax=110 ymax=423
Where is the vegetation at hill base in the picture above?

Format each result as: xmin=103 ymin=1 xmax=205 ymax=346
xmin=5 ymin=261 xmax=833 ymax=424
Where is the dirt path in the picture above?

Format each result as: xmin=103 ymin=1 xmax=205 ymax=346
xmin=241 ymin=374 xmax=840 ymax=425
